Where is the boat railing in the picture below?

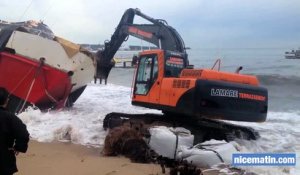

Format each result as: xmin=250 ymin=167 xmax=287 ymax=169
xmin=21 ymin=26 xmax=55 ymax=40
xmin=1 ymin=21 xmax=54 ymax=40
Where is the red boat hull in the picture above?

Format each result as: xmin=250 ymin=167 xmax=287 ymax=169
xmin=0 ymin=51 xmax=73 ymax=112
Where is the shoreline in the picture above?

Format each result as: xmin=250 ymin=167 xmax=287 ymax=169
xmin=16 ymin=140 xmax=165 ymax=175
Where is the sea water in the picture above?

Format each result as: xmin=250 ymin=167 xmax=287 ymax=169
xmin=18 ymin=48 xmax=300 ymax=174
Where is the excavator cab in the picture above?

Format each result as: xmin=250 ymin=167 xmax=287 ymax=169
xmin=133 ymin=49 xmax=185 ymax=103
xmin=133 ymin=50 xmax=186 ymax=95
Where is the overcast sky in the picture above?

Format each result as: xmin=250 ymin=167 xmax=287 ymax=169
xmin=1 ymin=0 xmax=300 ymax=49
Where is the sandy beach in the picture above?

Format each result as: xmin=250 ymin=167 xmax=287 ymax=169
xmin=16 ymin=140 xmax=165 ymax=175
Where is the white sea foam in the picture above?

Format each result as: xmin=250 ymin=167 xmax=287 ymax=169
xmin=17 ymin=83 xmax=299 ymax=174
xmin=18 ymin=83 xmax=160 ymax=146
xmin=230 ymin=111 xmax=300 ymax=174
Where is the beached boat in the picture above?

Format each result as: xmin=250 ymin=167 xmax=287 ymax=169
xmin=0 ymin=20 xmax=95 ymax=113
xmin=285 ymin=48 xmax=300 ymax=59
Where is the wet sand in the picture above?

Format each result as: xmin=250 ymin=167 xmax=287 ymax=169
xmin=16 ymin=140 xmax=165 ymax=175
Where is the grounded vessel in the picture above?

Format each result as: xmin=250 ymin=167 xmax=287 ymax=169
xmin=0 ymin=20 xmax=95 ymax=113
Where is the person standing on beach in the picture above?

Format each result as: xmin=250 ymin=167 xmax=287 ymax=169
xmin=0 ymin=87 xmax=30 ymax=175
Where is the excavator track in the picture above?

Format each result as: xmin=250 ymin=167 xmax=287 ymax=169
xmin=103 ymin=112 xmax=259 ymax=143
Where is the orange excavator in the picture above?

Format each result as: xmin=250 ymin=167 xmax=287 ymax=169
xmin=96 ymin=8 xmax=268 ymax=141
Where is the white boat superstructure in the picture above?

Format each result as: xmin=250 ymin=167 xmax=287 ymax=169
xmin=5 ymin=31 xmax=95 ymax=92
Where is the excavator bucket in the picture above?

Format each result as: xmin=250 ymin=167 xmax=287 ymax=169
xmin=94 ymin=51 xmax=115 ymax=84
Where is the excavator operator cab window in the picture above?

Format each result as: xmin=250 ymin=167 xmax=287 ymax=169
xmin=135 ymin=54 xmax=158 ymax=95
xmin=165 ymin=56 xmax=184 ymax=77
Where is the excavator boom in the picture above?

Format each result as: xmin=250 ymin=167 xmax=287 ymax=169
xmin=95 ymin=8 xmax=187 ymax=83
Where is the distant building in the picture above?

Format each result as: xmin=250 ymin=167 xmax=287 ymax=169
xmin=129 ymin=45 xmax=157 ymax=50
xmin=80 ymin=44 xmax=157 ymax=52
xmin=80 ymin=44 xmax=104 ymax=52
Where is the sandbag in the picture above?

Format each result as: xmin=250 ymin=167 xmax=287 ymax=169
xmin=148 ymin=126 xmax=194 ymax=159
xmin=176 ymin=140 xmax=239 ymax=168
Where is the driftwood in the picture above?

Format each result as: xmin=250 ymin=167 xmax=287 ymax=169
xmin=102 ymin=121 xmax=153 ymax=162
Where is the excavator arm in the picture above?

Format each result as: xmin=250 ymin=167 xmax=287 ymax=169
xmin=95 ymin=8 xmax=187 ymax=83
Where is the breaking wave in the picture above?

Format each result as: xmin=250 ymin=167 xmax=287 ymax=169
xmin=257 ymin=74 xmax=300 ymax=87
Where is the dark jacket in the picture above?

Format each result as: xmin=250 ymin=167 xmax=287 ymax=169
xmin=0 ymin=107 xmax=29 ymax=175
